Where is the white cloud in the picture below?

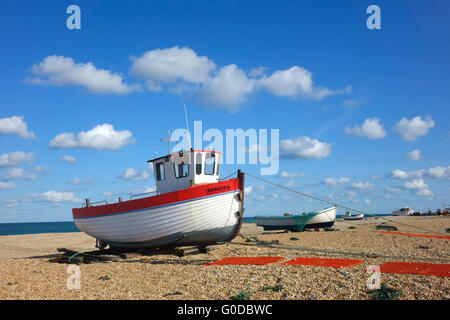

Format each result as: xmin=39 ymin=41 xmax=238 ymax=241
xmin=280 ymin=171 xmax=306 ymax=178
xmin=2 ymin=168 xmax=37 ymax=180
xmin=415 ymin=188 xmax=434 ymax=197
xmin=67 ymin=178 xmax=93 ymax=185
xmin=258 ymin=66 xmax=339 ymax=100
xmin=280 ymin=136 xmax=332 ymax=159
xmin=1 ymin=199 xmax=19 ymax=207
xmin=0 ymin=181 xmax=15 ymax=189
xmin=0 ymin=116 xmax=35 ymax=139
xmin=248 ymin=66 xmax=267 ymax=77
xmin=0 ymin=151 xmax=34 ymax=168
xmin=130 ymin=46 xmax=215 ymax=84
xmin=129 ymin=46 xmax=350 ymax=110
xmin=364 ymin=199 xmax=371 ymax=204
xmin=385 ymin=186 xmax=401 ymax=194
xmin=351 ymin=182 xmax=374 ymax=190
xmin=389 ymin=166 xmax=450 ymax=180
xmin=405 ymin=149 xmax=421 ymax=161
xmin=346 ymin=190 xmax=357 ymax=198
xmin=254 ymin=184 xmax=266 ymax=191
xmin=395 ymin=116 xmax=435 ymax=141
xmin=119 ymin=168 xmax=151 ymax=181
xmin=49 ymin=124 xmax=135 ymax=150
xmin=194 ymin=64 xmax=255 ymax=110
xmin=402 ymin=179 xmax=433 ymax=197
xmin=61 ymin=155 xmax=77 ymax=163
xmin=426 ymin=166 xmax=450 ymax=180
xmin=41 ymin=190 xmax=81 ymax=203
xmin=389 ymin=169 xmax=412 ymax=180
xmin=403 ymin=179 xmax=428 ymax=190
xmin=344 ymin=118 xmax=387 ymax=139
xmin=27 ymin=55 xmax=139 ymax=94
xmin=283 ymin=180 xmax=294 ymax=188
xmin=244 ymin=186 xmax=253 ymax=195
xmin=129 ymin=186 xmax=157 ymax=195
xmin=324 ymin=177 xmax=351 ymax=187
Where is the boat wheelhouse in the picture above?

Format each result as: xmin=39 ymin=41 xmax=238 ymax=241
xmin=392 ymin=207 xmax=414 ymax=216
xmin=72 ymin=149 xmax=245 ymax=249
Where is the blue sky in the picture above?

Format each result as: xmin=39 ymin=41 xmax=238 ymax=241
xmin=0 ymin=0 xmax=449 ymax=222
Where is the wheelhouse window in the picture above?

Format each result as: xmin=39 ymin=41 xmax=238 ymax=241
xmin=174 ymin=162 xmax=189 ymax=178
xmin=196 ymin=153 xmax=202 ymax=175
xmin=205 ymin=153 xmax=215 ymax=175
xmin=155 ymin=162 xmax=165 ymax=181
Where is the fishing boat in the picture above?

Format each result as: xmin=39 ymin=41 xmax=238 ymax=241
xmin=392 ymin=207 xmax=414 ymax=216
xmin=304 ymin=206 xmax=337 ymax=228
xmin=255 ymin=211 xmax=319 ymax=232
xmin=72 ymin=149 xmax=245 ymax=249
xmin=342 ymin=209 xmax=364 ymax=220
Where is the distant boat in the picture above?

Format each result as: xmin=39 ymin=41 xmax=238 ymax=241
xmin=392 ymin=207 xmax=414 ymax=216
xmin=255 ymin=211 xmax=319 ymax=232
xmin=304 ymin=206 xmax=337 ymax=228
xmin=342 ymin=209 xmax=364 ymax=220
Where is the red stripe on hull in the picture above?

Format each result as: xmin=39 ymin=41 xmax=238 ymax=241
xmin=72 ymin=178 xmax=239 ymax=219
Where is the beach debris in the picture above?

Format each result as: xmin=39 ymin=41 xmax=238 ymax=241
xmin=446 ymin=228 xmax=450 ymax=233
xmin=260 ymin=284 xmax=283 ymax=292
xmin=48 ymin=248 xmax=122 ymax=264
xmin=163 ymin=291 xmax=183 ymax=297
xmin=348 ymin=226 xmax=356 ymax=229
xmin=98 ymin=275 xmax=111 ymax=281
xmin=289 ymin=237 xmax=299 ymax=241
xmin=324 ymin=227 xmax=339 ymax=231
xmin=375 ymin=225 xmax=398 ymax=231
xmin=417 ymin=245 xmax=430 ymax=250
xmin=244 ymin=236 xmax=280 ymax=246
xmin=369 ymin=283 xmax=402 ymax=300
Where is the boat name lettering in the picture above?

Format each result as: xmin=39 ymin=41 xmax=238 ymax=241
xmin=206 ymin=185 xmax=231 ymax=193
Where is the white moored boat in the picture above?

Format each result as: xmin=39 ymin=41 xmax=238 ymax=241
xmin=392 ymin=207 xmax=414 ymax=216
xmin=304 ymin=206 xmax=337 ymax=229
xmin=342 ymin=209 xmax=364 ymax=220
xmin=72 ymin=149 xmax=244 ymax=249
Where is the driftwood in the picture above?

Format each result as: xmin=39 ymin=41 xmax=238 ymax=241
xmin=48 ymin=248 xmax=123 ymax=264
xmin=375 ymin=225 xmax=398 ymax=231
xmin=48 ymin=245 xmax=213 ymax=264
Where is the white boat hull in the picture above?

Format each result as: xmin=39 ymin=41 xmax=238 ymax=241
xmin=74 ymin=190 xmax=242 ymax=248
xmin=343 ymin=213 xmax=364 ymax=220
xmin=305 ymin=206 xmax=337 ymax=228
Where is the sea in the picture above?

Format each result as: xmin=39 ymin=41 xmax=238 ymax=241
xmin=0 ymin=214 xmax=397 ymax=236
xmin=0 ymin=221 xmax=80 ymax=236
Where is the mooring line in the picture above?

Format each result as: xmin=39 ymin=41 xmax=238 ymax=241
xmin=245 ymin=172 xmax=448 ymax=236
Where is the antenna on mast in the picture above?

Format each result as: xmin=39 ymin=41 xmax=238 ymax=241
xmin=184 ymin=104 xmax=192 ymax=148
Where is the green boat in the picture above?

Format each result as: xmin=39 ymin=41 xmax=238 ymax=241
xmin=254 ymin=211 xmax=320 ymax=232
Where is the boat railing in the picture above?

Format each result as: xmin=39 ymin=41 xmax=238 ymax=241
xmin=81 ymin=200 xmax=108 ymax=208
xmin=130 ymin=191 xmax=158 ymax=200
